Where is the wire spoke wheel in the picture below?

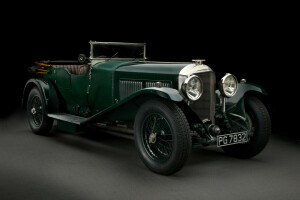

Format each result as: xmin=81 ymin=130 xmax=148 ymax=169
xmin=142 ymin=113 xmax=173 ymax=162
xmin=30 ymin=96 xmax=43 ymax=126
xmin=134 ymin=99 xmax=191 ymax=175
xmin=27 ymin=87 xmax=53 ymax=135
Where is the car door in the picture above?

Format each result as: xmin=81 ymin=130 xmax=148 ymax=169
xmin=54 ymin=66 xmax=90 ymax=115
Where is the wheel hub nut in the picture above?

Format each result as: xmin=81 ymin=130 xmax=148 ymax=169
xmin=149 ymin=133 xmax=157 ymax=144
xmin=31 ymin=107 xmax=37 ymax=115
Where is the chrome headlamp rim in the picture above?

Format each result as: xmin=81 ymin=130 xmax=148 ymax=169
xmin=182 ymin=75 xmax=203 ymax=101
xmin=218 ymin=73 xmax=238 ymax=98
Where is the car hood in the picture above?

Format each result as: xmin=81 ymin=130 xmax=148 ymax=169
xmin=115 ymin=61 xmax=190 ymax=75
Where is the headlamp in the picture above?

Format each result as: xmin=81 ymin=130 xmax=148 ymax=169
xmin=218 ymin=73 xmax=238 ymax=98
xmin=182 ymin=75 xmax=203 ymax=101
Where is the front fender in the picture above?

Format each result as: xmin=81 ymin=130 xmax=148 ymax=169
xmin=88 ymin=87 xmax=183 ymax=122
xmin=129 ymin=87 xmax=183 ymax=102
xmin=22 ymin=78 xmax=59 ymax=113
xmin=215 ymin=82 xmax=267 ymax=132
xmin=226 ymin=82 xmax=267 ymax=104
xmin=216 ymin=82 xmax=267 ymax=104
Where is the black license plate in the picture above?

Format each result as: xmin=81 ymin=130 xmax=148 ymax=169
xmin=217 ymin=131 xmax=248 ymax=147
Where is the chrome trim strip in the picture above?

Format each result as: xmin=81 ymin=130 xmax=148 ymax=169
xmin=179 ymin=64 xmax=212 ymax=77
xmin=144 ymin=44 xmax=147 ymax=60
xmin=145 ymin=82 xmax=171 ymax=88
xmin=143 ymin=61 xmax=192 ymax=64
xmin=89 ymin=41 xmax=145 ymax=46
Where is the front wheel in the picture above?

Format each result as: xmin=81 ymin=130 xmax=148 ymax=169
xmin=134 ymin=99 xmax=191 ymax=175
xmin=222 ymin=96 xmax=271 ymax=158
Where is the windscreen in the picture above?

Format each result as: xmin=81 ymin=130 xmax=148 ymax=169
xmin=92 ymin=43 xmax=144 ymax=59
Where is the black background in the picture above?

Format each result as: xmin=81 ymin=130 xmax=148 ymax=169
xmin=1 ymin=4 xmax=297 ymax=138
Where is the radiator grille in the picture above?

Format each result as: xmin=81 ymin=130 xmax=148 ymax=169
xmin=189 ymin=71 xmax=216 ymax=122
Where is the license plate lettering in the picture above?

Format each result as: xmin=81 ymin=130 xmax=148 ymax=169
xmin=228 ymin=134 xmax=233 ymax=143
xmin=217 ymin=131 xmax=248 ymax=147
xmin=233 ymin=134 xmax=237 ymax=143
xmin=238 ymin=134 xmax=242 ymax=141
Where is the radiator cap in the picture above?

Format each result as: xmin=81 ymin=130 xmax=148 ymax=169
xmin=192 ymin=59 xmax=206 ymax=65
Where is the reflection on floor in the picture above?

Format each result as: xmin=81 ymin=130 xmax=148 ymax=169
xmin=0 ymin=111 xmax=299 ymax=200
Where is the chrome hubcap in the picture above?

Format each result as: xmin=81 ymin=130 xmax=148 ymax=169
xmin=31 ymin=107 xmax=37 ymax=115
xmin=149 ymin=133 xmax=157 ymax=144
xmin=142 ymin=113 xmax=173 ymax=162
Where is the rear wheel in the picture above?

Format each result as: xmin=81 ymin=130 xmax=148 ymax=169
xmin=134 ymin=99 xmax=191 ymax=175
xmin=222 ymin=96 xmax=271 ymax=158
xmin=27 ymin=87 xmax=53 ymax=135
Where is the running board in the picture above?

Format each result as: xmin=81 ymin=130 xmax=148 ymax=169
xmin=47 ymin=113 xmax=88 ymax=125
xmin=92 ymin=123 xmax=134 ymax=135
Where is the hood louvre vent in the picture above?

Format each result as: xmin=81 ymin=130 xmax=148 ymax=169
xmin=119 ymin=80 xmax=143 ymax=100
xmin=119 ymin=80 xmax=171 ymax=100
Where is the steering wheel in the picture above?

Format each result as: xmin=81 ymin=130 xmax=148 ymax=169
xmin=78 ymin=54 xmax=87 ymax=63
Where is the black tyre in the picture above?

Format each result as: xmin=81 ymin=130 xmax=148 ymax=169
xmin=134 ymin=98 xmax=191 ymax=175
xmin=27 ymin=87 xmax=53 ymax=135
xmin=222 ymin=96 xmax=271 ymax=158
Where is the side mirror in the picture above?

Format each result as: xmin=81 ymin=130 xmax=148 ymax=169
xmin=78 ymin=54 xmax=87 ymax=63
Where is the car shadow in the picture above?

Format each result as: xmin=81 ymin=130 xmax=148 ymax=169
xmin=49 ymin=126 xmax=262 ymax=170
xmin=17 ymin=121 xmax=290 ymax=179
xmin=51 ymin=126 xmax=136 ymax=158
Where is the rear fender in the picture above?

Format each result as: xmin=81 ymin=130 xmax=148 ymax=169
xmin=22 ymin=78 xmax=59 ymax=113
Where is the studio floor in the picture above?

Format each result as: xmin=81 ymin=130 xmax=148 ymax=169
xmin=1 ymin=111 xmax=299 ymax=200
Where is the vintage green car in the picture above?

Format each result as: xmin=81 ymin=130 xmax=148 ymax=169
xmin=23 ymin=41 xmax=271 ymax=175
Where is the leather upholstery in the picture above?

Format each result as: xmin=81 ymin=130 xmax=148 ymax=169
xmin=52 ymin=65 xmax=88 ymax=75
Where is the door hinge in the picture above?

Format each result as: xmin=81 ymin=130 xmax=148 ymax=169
xmin=87 ymin=85 xmax=91 ymax=94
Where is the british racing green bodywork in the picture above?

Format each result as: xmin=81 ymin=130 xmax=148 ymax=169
xmin=23 ymin=61 xmax=188 ymax=122
xmin=91 ymin=61 xmax=186 ymax=112
xmin=23 ymin=42 xmax=273 ymax=176
xmin=24 ymin=58 xmax=266 ymax=120
xmin=23 ymin=59 xmax=267 ymax=137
